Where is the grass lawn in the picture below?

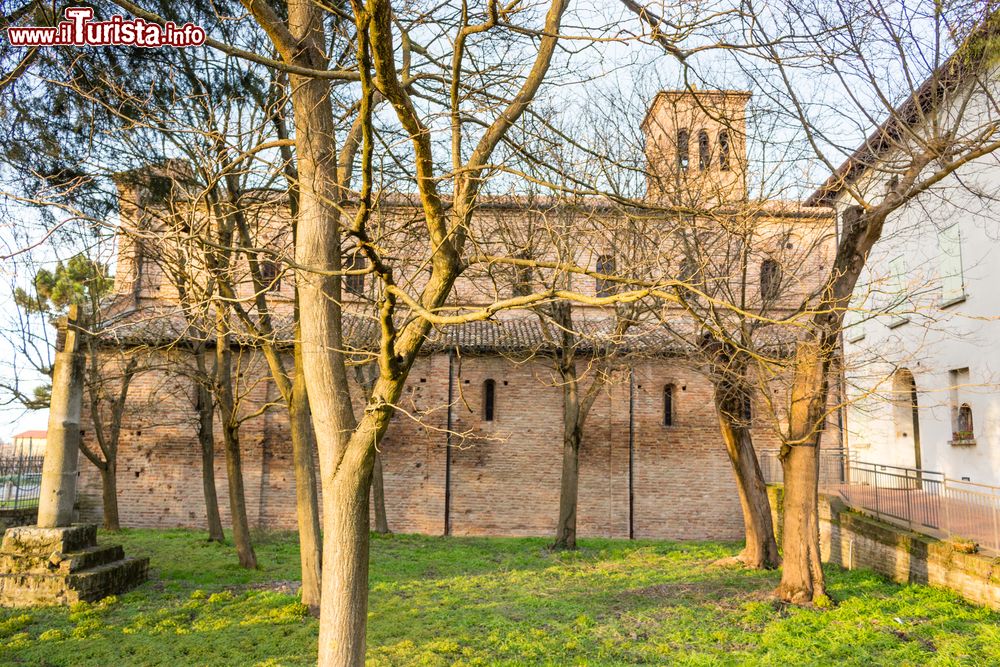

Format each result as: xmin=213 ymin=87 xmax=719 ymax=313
xmin=0 ymin=530 xmax=997 ymax=666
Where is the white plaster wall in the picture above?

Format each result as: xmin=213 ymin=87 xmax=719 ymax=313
xmin=840 ymin=69 xmax=1000 ymax=486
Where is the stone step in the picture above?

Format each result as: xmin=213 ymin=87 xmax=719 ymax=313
xmin=0 ymin=524 xmax=97 ymax=557
xmin=0 ymin=555 xmax=149 ymax=607
xmin=0 ymin=544 xmax=125 ymax=575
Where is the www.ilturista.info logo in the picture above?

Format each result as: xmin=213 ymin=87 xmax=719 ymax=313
xmin=7 ymin=7 xmax=206 ymax=48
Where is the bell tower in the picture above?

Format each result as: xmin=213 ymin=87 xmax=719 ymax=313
xmin=642 ymin=89 xmax=750 ymax=206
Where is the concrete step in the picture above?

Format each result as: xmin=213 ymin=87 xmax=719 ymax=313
xmin=0 ymin=524 xmax=97 ymax=556
xmin=0 ymin=544 xmax=125 ymax=575
xmin=0 ymin=555 xmax=149 ymax=607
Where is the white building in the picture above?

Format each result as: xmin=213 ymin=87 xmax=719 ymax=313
xmin=8 ymin=430 xmax=47 ymax=458
xmin=812 ymin=60 xmax=1000 ymax=486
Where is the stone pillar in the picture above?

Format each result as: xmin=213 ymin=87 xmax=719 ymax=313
xmin=36 ymin=305 xmax=86 ymax=528
xmin=0 ymin=305 xmax=148 ymax=607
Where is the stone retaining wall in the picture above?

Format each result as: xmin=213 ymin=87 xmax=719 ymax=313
xmin=768 ymin=486 xmax=1000 ymax=609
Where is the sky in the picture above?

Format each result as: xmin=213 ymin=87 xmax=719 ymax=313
xmin=0 ymin=0 xmax=967 ymax=440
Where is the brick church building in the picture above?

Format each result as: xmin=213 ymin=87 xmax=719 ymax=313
xmin=77 ymin=90 xmax=839 ymax=541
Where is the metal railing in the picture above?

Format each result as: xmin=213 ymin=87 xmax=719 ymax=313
xmin=759 ymin=450 xmax=1000 ymax=554
xmin=0 ymin=455 xmax=44 ymax=512
xmin=841 ymin=461 xmax=1000 ymax=554
xmin=757 ymin=447 xmax=854 ymax=486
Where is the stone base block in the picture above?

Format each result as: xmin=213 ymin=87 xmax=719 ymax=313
xmin=0 ymin=524 xmax=148 ymax=607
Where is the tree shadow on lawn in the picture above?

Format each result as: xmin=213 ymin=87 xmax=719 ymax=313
xmin=3 ymin=531 xmax=999 ymax=666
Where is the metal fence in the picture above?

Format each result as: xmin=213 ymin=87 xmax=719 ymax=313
xmin=759 ymin=449 xmax=1000 ymax=554
xmin=757 ymin=447 xmax=853 ymax=486
xmin=0 ymin=455 xmax=44 ymax=511
xmin=840 ymin=461 xmax=1000 ymax=554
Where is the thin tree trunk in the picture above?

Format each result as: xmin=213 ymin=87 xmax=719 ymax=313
xmin=196 ymin=381 xmax=225 ymax=543
xmin=289 ymin=340 xmax=323 ymax=612
xmin=100 ymin=461 xmax=120 ymax=531
xmin=553 ymin=364 xmax=581 ymax=551
xmin=215 ymin=332 xmax=257 ymax=569
xmin=715 ymin=405 xmax=780 ymax=569
xmin=553 ymin=426 xmax=582 ymax=550
xmin=219 ymin=414 xmax=257 ymax=569
xmin=372 ymin=451 xmax=390 ymax=534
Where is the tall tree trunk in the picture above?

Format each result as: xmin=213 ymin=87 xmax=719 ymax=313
xmin=776 ymin=438 xmax=824 ymax=603
xmin=372 ymin=451 xmax=390 ymax=534
xmin=553 ymin=364 xmax=581 ymax=551
xmin=715 ymin=388 xmax=780 ymax=569
xmin=215 ymin=331 xmax=257 ymax=569
xmin=196 ymin=380 xmax=225 ymax=543
xmin=99 ymin=461 xmax=120 ymax=531
xmin=321 ymin=434 xmax=374 ymax=666
xmin=284 ymin=8 xmax=363 ymax=659
xmin=289 ymin=338 xmax=323 ymax=612
xmin=776 ymin=338 xmax=829 ymax=603
xmin=219 ymin=414 xmax=257 ymax=569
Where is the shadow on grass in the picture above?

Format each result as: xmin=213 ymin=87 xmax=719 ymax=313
xmin=2 ymin=530 xmax=993 ymax=666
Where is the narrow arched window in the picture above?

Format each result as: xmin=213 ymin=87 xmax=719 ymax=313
xmin=677 ymin=129 xmax=690 ymax=171
xmin=483 ymin=379 xmax=496 ymax=421
xmin=957 ymin=403 xmax=973 ymax=435
xmin=698 ymin=130 xmax=710 ymax=170
xmin=680 ymin=256 xmax=701 ymax=287
xmin=260 ymin=260 xmax=280 ymax=292
xmin=345 ymin=253 xmax=367 ymax=296
xmin=512 ymin=252 xmax=532 ymax=297
xmin=718 ymin=130 xmax=731 ymax=171
xmin=741 ymin=393 xmax=753 ymax=422
xmin=663 ymin=384 xmax=675 ymax=426
xmin=595 ymin=254 xmax=615 ymax=297
xmin=760 ymin=259 xmax=781 ymax=301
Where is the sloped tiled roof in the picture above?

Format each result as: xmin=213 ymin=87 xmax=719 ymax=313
xmin=91 ymin=304 xmax=691 ymax=357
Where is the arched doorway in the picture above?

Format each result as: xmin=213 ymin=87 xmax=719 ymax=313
xmin=891 ymin=368 xmax=922 ymax=469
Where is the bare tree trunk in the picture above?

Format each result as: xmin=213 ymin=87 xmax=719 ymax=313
xmin=372 ymin=451 xmax=390 ymax=534
xmin=352 ymin=364 xmax=389 ymax=536
xmin=196 ymin=380 xmax=225 ymax=543
xmin=99 ymin=461 xmax=120 ymax=531
xmin=215 ymin=333 xmax=257 ymax=569
xmin=553 ymin=424 xmax=582 ymax=550
xmin=322 ymin=434 xmax=374 ymax=666
xmin=776 ymin=338 xmax=829 ymax=603
xmin=219 ymin=412 xmax=257 ymax=569
xmin=716 ymin=406 xmax=780 ymax=569
xmin=776 ymin=438 xmax=825 ymax=603
xmin=553 ymin=364 xmax=581 ymax=551
xmin=283 ymin=10 xmax=364 ymax=659
xmin=289 ymin=338 xmax=323 ymax=612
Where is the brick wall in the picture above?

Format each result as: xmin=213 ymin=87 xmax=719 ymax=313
xmin=76 ymin=348 xmax=832 ymax=542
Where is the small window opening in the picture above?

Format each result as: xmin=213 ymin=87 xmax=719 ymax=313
xmin=741 ymin=394 xmax=753 ymax=422
xmin=677 ymin=129 xmax=690 ymax=171
xmin=595 ymin=254 xmax=616 ymax=297
xmin=260 ymin=261 xmax=280 ymax=292
xmin=345 ymin=253 xmax=367 ymax=296
xmin=483 ymin=379 xmax=496 ymax=422
xmin=663 ymin=384 xmax=675 ymax=426
xmin=957 ymin=403 xmax=973 ymax=436
xmin=718 ymin=130 xmax=731 ymax=171
xmin=760 ymin=259 xmax=781 ymax=301
xmin=698 ymin=131 xmax=710 ymax=170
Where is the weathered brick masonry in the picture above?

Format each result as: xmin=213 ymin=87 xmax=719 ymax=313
xmin=74 ymin=87 xmax=841 ymax=542
xmin=77 ymin=351 xmax=797 ymax=541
